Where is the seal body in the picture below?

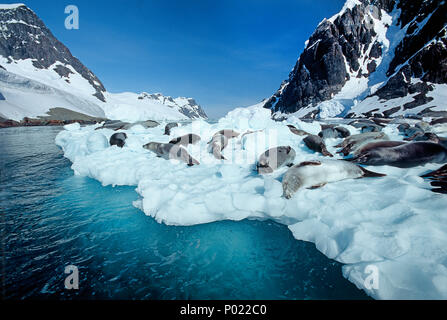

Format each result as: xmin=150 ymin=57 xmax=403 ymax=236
xmin=334 ymin=126 xmax=351 ymax=138
xmin=287 ymin=125 xmax=309 ymax=136
xmin=96 ymin=120 xmax=130 ymax=131
xmin=169 ymin=134 xmax=201 ymax=146
xmin=110 ymin=132 xmax=127 ymax=148
xmin=353 ymin=140 xmax=406 ymax=156
xmin=303 ymin=135 xmax=333 ymax=157
xmin=430 ymin=118 xmax=447 ymax=126
xmin=282 ymin=160 xmax=385 ymax=199
xmin=349 ymin=119 xmax=379 ymax=129
xmin=165 ymin=123 xmax=178 ymax=135
xmin=353 ymin=142 xmax=447 ymax=168
xmin=126 ymin=120 xmax=159 ymax=129
xmin=143 ymin=142 xmax=200 ymax=166
xmin=336 ymin=132 xmax=388 ymax=156
xmin=319 ymin=128 xmax=339 ymax=139
xmin=361 ymin=124 xmax=382 ymax=133
xmin=398 ymin=123 xmax=410 ymax=133
xmin=257 ymin=146 xmax=296 ymax=174
xmin=319 ymin=126 xmax=351 ymax=139
xmin=208 ymin=134 xmax=229 ymax=160
xmin=97 ymin=120 xmax=159 ymax=131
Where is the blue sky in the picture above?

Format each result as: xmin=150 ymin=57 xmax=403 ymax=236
xmin=22 ymin=0 xmax=344 ymax=118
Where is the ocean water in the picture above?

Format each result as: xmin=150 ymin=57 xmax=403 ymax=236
xmin=0 ymin=126 xmax=369 ymax=300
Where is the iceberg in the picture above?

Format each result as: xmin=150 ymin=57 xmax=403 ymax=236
xmin=56 ymin=104 xmax=447 ymax=300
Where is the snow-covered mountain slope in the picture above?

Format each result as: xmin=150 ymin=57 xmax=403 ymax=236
xmin=0 ymin=3 xmax=207 ymax=121
xmin=264 ymin=0 xmax=447 ymax=119
xmin=0 ymin=3 xmax=106 ymax=102
xmin=103 ymin=92 xmax=206 ymax=122
xmin=0 ymin=67 xmax=105 ymax=121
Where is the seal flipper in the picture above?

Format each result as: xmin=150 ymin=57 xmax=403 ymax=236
xmin=432 ymin=188 xmax=447 ymax=194
xmin=431 ymin=180 xmax=447 ymax=188
xmin=421 ymin=164 xmax=447 ymax=178
xmin=358 ymin=166 xmax=386 ymax=178
xmin=308 ymin=183 xmax=327 ymax=190
xmin=297 ymin=161 xmax=322 ymax=167
xmin=322 ymin=148 xmax=334 ymax=157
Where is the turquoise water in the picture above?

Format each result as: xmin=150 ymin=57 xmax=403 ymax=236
xmin=0 ymin=126 xmax=369 ymax=300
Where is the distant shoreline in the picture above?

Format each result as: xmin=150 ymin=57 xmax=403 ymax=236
xmin=0 ymin=118 xmax=104 ymax=129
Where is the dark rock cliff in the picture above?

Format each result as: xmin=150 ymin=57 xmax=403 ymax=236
xmin=0 ymin=5 xmax=107 ymax=101
xmin=265 ymin=0 xmax=447 ymax=118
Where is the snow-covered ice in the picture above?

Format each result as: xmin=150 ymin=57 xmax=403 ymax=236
xmin=56 ymin=103 xmax=447 ymax=300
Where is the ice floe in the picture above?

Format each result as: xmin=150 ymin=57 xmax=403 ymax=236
xmin=56 ymin=104 xmax=447 ymax=300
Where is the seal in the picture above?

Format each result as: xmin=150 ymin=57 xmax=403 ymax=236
xmin=97 ymin=120 xmax=159 ymax=131
xmin=371 ymin=118 xmax=393 ymax=126
xmin=282 ymin=159 xmax=386 ymax=199
xmin=397 ymin=123 xmax=410 ymax=133
xmin=319 ymin=128 xmax=339 ymax=139
xmin=120 ymin=120 xmax=160 ymax=130
xmin=361 ymin=124 xmax=382 ymax=133
xmin=352 ymin=142 xmax=447 ymax=168
xmin=208 ymin=134 xmax=228 ymax=160
xmin=430 ymin=118 xmax=447 ymax=126
xmin=304 ymin=135 xmax=333 ymax=157
xmin=407 ymin=132 xmax=447 ymax=148
xmin=421 ymin=164 xmax=447 ymax=179
xmin=287 ymin=125 xmax=309 ymax=136
xmin=257 ymin=146 xmax=296 ymax=174
xmin=110 ymin=132 xmax=127 ymax=148
xmin=334 ymin=126 xmax=351 ymax=138
xmin=169 ymin=134 xmax=201 ymax=146
xmin=319 ymin=126 xmax=351 ymax=139
xmin=165 ymin=122 xmax=179 ymax=135
xmin=349 ymin=119 xmax=381 ymax=129
xmin=96 ymin=120 xmax=130 ymax=131
xmin=143 ymin=142 xmax=200 ymax=166
xmin=421 ymin=164 xmax=447 ymax=194
xmin=403 ymin=126 xmax=424 ymax=140
xmin=335 ymin=132 xmax=388 ymax=156
xmin=352 ymin=140 xmax=407 ymax=157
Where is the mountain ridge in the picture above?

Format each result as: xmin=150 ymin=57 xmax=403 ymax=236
xmin=0 ymin=3 xmax=208 ymax=122
xmin=264 ymin=0 xmax=447 ymax=119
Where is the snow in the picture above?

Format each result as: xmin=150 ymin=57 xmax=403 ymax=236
xmin=0 ymin=4 xmax=25 ymax=10
xmin=317 ymin=100 xmax=345 ymax=119
xmin=56 ymin=102 xmax=447 ymax=300
xmin=0 ymin=57 xmax=206 ymax=121
xmin=353 ymin=82 xmax=447 ymax=117
xmin=0 ymin=68 xmax=106 ymax=120
xmin=328 ymin=0 xmax=362 ymax=23
xmin=103 ymin=92 xmax=190 ymax=122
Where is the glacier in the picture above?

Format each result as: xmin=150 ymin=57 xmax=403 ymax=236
xmin=56 ymin=104 xmax=447 ymax=300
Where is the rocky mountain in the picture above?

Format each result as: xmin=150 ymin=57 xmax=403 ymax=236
xmin=0 ymin=3 xmax=207 ymax=122
xmin=0 ymin=3 xmax=106 ymax=102
xmin=264 ymin=0 xmax=447 ymax=119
